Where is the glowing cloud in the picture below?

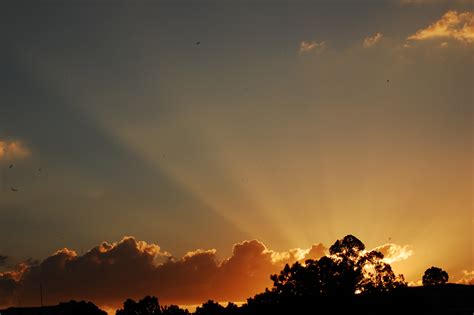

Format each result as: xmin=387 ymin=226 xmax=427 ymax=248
xmin=363 ymin=33 xmax=383 ymax=48
xmin=407 ymin=11 xmax=474 ymax=44
xmin=0 ymin=237 xmax=328 ymax=309
xmin=0 ymin=140 xmax=31 ymax=161
xmin=372 ymin=243 xmax=414 ymax=264
xmin=457 ymin=270 xmax=474 ymax=285
xmin=299 ymin=40 xmax=326 ymax=54
xmin=408 ymin=279 xmax=423 ymax=286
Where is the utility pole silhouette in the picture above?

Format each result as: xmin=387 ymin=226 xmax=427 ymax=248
xmin=37 ymin=282 xmax=44 ymax=315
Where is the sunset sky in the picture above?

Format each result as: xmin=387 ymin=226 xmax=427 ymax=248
xmin=0 ymin=0 xmax=473 ymax=311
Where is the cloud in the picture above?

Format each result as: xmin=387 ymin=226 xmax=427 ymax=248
xmin=271 ymin=243 xmax=327 ymax=264
xmin=408 ymin=279 xmax=422 ymax=286
xmin=0 ymin=140 xmax=31 ymax=161
xmin=457 ymin=270 xmax=474 ymax=285
xmin=0 ymin=237 xmax=327 ymax=310
xmin=0 ymin=259 xmax=35 ymax=306
xmin=371 ymin=243 xmax=414 ymax=264
xmin=363 ymin=33 xmax=383 ymax=48
xmin=0 ymin=238 xmax=420 ymax=311
xmin=303 ymin=243 xmax=328 ymax=261
xmin=407 ymin=11 xmax=474 ymax=44
xmin=299 ymin=40 xmax=326 ymax=54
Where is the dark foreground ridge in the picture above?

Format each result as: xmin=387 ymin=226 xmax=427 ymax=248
xmin=1 ymin=286 xmax=473 ymax=315
xmin=0 ymin=300 xmax=106 ymax=315
xmin=240 ymin=285 xmax=474 ymax=315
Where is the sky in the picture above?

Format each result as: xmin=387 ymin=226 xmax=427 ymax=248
xmin=0 ymin=0 xmax=473 ymax=311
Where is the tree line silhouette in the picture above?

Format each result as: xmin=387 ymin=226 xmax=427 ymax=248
xmin=1 ymin=235 xmax=471 ymax=315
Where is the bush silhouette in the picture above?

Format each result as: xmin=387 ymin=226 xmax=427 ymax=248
xmin=194 ymin=300 xmax=225 ymax=315
xmin=116 ymin=296 xmax=162 ymax=315
xmin=422 ymin=266 xmax=449 ymax=286
xmin=161 ymin=304 xmax=190 ymax=315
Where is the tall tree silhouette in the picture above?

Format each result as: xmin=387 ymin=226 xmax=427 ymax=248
xmin=422 ymin=267 xmax=449 ymax=286
xmin=358 ymin=250 xmax=406 ymax=292
xmin=269 ymin=235 xmax=406 ymax=298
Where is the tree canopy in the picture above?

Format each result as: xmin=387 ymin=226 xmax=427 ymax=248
xmin=116 ymin=296 xmax=189 ymax=315
xmin=422 ymin=266 xmax=449 ymax=286
xmin=268 ymin=234 xmax=406 ymax=299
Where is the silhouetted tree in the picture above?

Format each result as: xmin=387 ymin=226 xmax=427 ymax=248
xmin=270 ymin=260 xmax=324 ymax=298
xmin=194 ymin=300 xmax=225 ymax=315
xmin=116 ymin=296 xmax=161 ymax=315
xmin=358 ymin=249 xmax=406 ymax=293
xmin=224 ymin=302 xmax=240 ymax=315
xmin=422 ymin=267 xmax=449 ymax=286
xmin=161 ymin=304 xmax=189 ymax=315
xmin=329 ymin=234 xmax=365 ymax=259
xmin=270 ymin=235 xmax=406 ymax=299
